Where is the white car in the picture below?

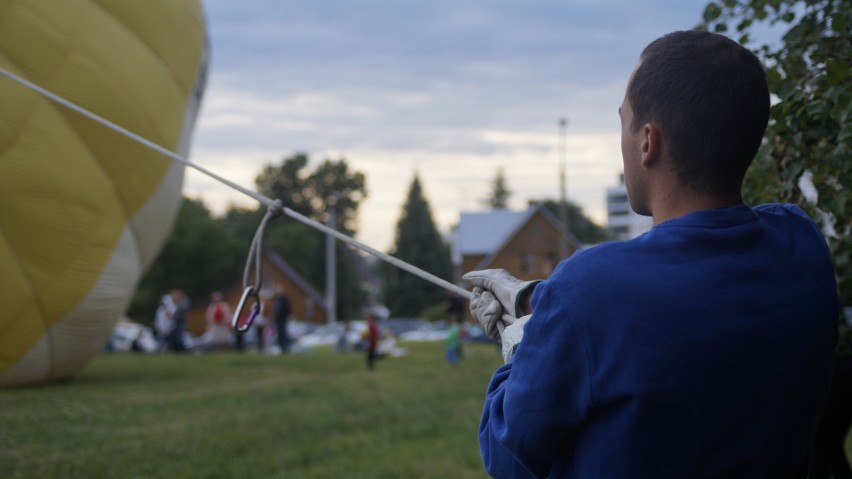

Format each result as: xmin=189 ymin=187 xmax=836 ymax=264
xmin=297 ymin=321 xmax=366 ymax=348
xmin=398 ymin=322 xmax=449 ymax=342
xmin=109 ymin=321 xmax=158 ymax=352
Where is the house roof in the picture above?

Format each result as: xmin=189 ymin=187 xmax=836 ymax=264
xmin=453 ymin=204 xmax=583 ymax=268
xmin=455 ymin=209 xmax=531 ymax=256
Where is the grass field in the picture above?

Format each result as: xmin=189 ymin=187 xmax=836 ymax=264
xmin=0 ymin=341 xmax=503 ymax=479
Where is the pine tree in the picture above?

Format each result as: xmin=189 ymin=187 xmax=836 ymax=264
xmin=384 ymin=175 xmax=452 ymax=317
xmin=486 ymin=167 xmax=512 ymax=209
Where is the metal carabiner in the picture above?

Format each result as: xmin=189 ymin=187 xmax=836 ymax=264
xmin=232 ymin=286 xmax=261 ymax=333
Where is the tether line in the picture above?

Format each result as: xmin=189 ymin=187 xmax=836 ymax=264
xmin=0 ymin=67 xmax=472 ymax=300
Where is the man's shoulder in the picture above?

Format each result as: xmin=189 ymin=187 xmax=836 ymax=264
xmin=550 ymin=240 xmax=641 ymax=285
xmin=753 ymin=202 xmax=810 ymax=219
xmin=563 ymin=238 xmax=646 ymax=266
xmin=753 ymin=202 xmax=825 ymax=238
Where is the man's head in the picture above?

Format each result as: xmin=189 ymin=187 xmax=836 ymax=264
xmin=620 ymin=30 xmax=769 ymax=214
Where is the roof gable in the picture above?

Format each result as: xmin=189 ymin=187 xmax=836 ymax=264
xmin=455 ymin=209 xmax=529 ymax=255
xmin=454 ymin=205 xmax=584 ymax=270
xmin=264 ymin=249 xmax=328 ymax=311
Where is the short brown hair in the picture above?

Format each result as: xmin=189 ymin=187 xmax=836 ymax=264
xmin=628 ymin=30 xmax=769 ymax=196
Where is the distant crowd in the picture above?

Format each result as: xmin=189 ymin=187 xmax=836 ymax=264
xmin=152 ymin=284 xmax=295 ymax=355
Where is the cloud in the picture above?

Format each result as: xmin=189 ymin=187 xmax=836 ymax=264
xmin=189 ymin=0 xmax=710 ymax=251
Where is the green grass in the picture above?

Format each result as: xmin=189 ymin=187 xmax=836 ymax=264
xmin=0 ymin=342 xmax=503 ymax=479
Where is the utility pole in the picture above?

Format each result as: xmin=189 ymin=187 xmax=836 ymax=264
xmin=325 ymin=193 xmax=339 ymax=325
xmin=558 ymin=118 xmax=569 ymax=259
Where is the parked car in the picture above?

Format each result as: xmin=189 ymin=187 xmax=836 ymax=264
xmin=398 ymin=321 xmax=449 ymax=342
xmin=384 ymin=318 xmax=430 ymax=336
xmin=464 ymin=324 xmax=496 ymax=344
xmin=108 ymin=320 xmax=157 ymax=352
xmin=297 ymin=321 xmax=366 ymax=348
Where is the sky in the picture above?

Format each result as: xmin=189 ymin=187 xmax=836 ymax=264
xmin=186 ymin=0 xmax=715 ymax=251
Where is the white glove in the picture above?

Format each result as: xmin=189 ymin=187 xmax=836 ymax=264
xmin=462 ymin=269 xmax=541 ymax=317
xmin=469 ymin=288 xmax=530 ymax=363
xmin=469 ymin=287 xmax=515 ymax=341
xmin=501 ymin=315 xmax=530 ymax=363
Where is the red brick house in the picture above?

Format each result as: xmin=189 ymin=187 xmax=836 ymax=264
xmin=452 ymin=204 xmax=582 ymax=283
xmin=187 ymin=249 xmax=327 ymax=334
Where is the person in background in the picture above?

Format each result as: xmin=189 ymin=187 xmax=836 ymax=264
xmin=167 ymin=289 xmax=190 ymax=353
xmin=464 ymin=30 xmax=838 ymax=478
xmin=446 ymin=291 xmax=467 ymax=360
xmin=273 ymin=283 xmax=292 ymax=354
xmin=205 ymin=291 xmax=232 ymax=351
xmin=446 ymin=290 xmax=465 ymax=324
xmin=153 ymin=294 xmax=175 ymax=352
xmin=445 ymin=317 xmax=461 ymax=367
xmin=366 ymin=312 xmax=381 ymax=371
xmin=336 ymin=320 xmax=353 ymax=353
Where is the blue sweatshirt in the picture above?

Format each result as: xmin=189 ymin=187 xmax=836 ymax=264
xmin=480 ymin=204 xmax=838 ymax=478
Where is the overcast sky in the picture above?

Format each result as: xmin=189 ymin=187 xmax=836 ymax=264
xmin=186 ymin=0 xmax=715 ymax=251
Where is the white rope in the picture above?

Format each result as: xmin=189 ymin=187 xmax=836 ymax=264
xmin=0 ymin=67 xmax=472 ymax=300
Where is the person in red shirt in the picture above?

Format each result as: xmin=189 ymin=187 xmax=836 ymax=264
xmin=366 ymin=313 xmax=381 ymax=370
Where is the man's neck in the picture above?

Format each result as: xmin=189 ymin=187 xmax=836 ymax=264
xmin=651 ymin=188 xmax=743 ymax=225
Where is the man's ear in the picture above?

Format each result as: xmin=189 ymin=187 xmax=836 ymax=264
xmin=640 ymin=123 xmax=662 ymax=167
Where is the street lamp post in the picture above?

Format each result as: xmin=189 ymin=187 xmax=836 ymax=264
xmin=558 ymin=118 xmax=569 ymax=258
xmin=325 ymin=193 xmax=340 ymax=325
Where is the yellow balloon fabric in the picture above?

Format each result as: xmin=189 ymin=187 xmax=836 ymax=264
xmin=0 ymin=0 xmax=208 ymax=386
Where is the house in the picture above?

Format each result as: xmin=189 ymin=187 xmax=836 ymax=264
xmin=452 ymin=204 xmax=582 ymax=283
xmin=187 ymin=249 xmax=328 ymax=335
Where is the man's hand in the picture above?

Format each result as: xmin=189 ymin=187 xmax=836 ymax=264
xmin=501 ymin=315 xmax=530 ymax=363
xmin=462 ymin=269 xmax=541 ymax=317
xmin=469 ymin=287 xmax=531 ymax=363
xmin=469 ymin=287 xmax=514 ymax=341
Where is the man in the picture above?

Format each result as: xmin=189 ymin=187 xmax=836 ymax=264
xmin=273 ymin=284 xmax=292 ymax=353
xmin=464 ymin=30 xmax=838 ymax=478
xmin=205 ymin=291 xmax=233 ymax=351
xmin=165 ymin=289 xmax=191 ymax=353
xmin=366 ymin=312 xmax=381 ymax=370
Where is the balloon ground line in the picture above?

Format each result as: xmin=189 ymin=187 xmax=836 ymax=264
xmin=0 ymin=67 xmax=472 ymax=300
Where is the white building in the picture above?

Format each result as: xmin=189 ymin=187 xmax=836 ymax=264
xmin=606 ymin=174 xmax=653 ymax=240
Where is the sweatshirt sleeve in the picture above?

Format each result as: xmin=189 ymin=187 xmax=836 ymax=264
xmin=479 ymin=277 xmax=594 ymax=478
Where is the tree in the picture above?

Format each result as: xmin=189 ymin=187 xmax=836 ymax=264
xmin=384 ymin=175 xmax=453 ymax=317
xmin=698 ymin=0 xmax=850 ymax=307
xmin=485 ymin=167 xmax=512 ymax=209
xmin=255 ymin=153 xmax=368 ymax=235
xmin=254 ymin=153 xmax=313 ymax=218
xmin=540 ymin=200 xmax=610 ymax=244
xmin=128 ymin=198 xmax=244 ymax=324
xmin=253 ymin=153 xmax=369 ymax=319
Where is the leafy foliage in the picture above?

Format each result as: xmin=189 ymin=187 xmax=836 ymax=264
xmin=253 ymin=153 xmax=369 ymax=319
xmin=539 ymin=199 xmax=610 ymax=244
xmin=221 ymin=206 xmax=325 ymax=291
xmin=129 ymin=153 xmax=370 ymax=323
xmin=127 ymin=198 xmax=244 ymax=324
xmin=699 ymin=0 xmax=851 ymax=308
xmin=255 ymin=153 xmax=367 ymax=236
xmin=384 ymin=175 xmax=453 ymax=317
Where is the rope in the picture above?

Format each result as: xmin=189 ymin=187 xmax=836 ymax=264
xmin=0 ymin=66 xmax=473 ymax=301
xmin=243 ymin=200 xmax=283 ymax=292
